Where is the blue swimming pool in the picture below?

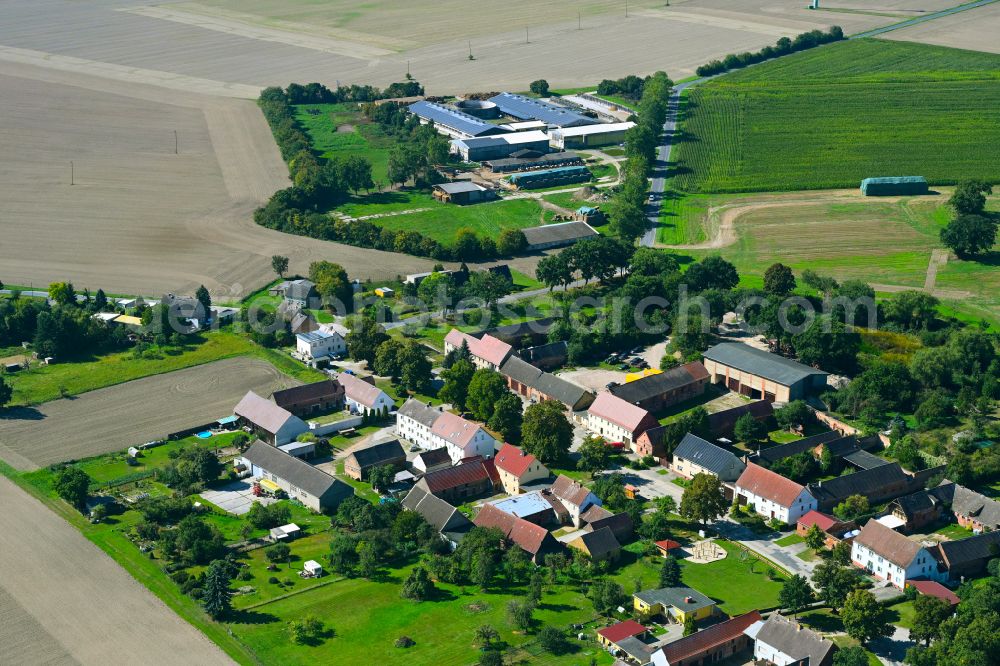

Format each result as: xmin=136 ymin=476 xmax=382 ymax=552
xmin=196 ymin=431 xmax=212 ymax=439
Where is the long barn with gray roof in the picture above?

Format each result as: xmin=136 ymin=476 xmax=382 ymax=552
xmin=702 ymin=343 xmax=829 ymax=403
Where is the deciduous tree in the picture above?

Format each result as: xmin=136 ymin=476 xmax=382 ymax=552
xmin=521 ymin=400 xmax=573 ymax=463
xmin=842 ymin=589 xmax=892 ymax=645
xmin=679 ymin=473 xmax=728 ymax=527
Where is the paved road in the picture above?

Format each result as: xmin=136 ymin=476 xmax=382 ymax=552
xmin=713 ymin=520 xmax=820 ymax=581
xmin=869 ymin=626 xmax=914 ymax=666
xmin=851 ymin=0 xmax=1000 ymax=39
xmin=641 ymin=77 xmax=705 ymax=247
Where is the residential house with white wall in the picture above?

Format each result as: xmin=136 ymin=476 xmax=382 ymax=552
xmin=851 ymin=519 xmax=944 ymax=588
xmin=735 ymin=463 xmax=818 ymax=525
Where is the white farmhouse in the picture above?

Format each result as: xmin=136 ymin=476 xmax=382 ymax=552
xmin=851 ymin=519 xmax=944 ymax=588
xmin=734 ymin=462 xmax=817 ymax=525
xmin=296 ymin=329 xmax=346 ymax=361
xmin=396 ymin=398 xmax=497 ymax=463
xmin=336 ymin=373 xmax=394 ymax=416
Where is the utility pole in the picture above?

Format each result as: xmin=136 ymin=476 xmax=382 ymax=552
xmin=525 ymin=27 xmax=529 ymax=44
xmin=578 ymin=12 xmax=582 ymax=29
xmin=174 ymin=130 xmax=178 ymax=155
xmin=70 ymin=160 xmax=74 ymax=186
xmin=625 ymin=0 xmax=629 ymax=17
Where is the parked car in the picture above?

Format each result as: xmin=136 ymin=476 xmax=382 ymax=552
xmin=619 ymin=364 xmax=630 ymax=371
xmin=628 ymin=357 xmax=644 ymax=367
xmin=605 ymin=381 xmax=619 ymax=389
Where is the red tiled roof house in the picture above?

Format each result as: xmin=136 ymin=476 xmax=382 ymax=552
xmin=735 ymin=462 xmax=818 ymax=525
xmin=494 ymin=443 xmax=549 ymax=494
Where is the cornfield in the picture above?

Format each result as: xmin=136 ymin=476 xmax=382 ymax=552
xmin=673 ymin=40 xmax=1000 ymax=193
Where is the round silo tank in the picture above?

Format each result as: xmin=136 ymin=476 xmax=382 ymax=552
xmin=453 ymin=99 xmax=500 ymax=119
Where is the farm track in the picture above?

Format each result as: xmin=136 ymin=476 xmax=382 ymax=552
xmin=657 ymin=191 xmax=973 ymax=299
xmin=0 ymin=475 xmax=234 ymax=665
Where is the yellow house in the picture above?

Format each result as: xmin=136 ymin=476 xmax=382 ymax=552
xmin=374 ymin=287 xmax=395 ymax=298
xmin=633 ymin=587 xmax=717 ymax=624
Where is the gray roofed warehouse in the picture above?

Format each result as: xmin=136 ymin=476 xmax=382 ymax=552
xmin=521 ymin=221 xmax=599 ymax=251
xmin=702 ymin=343 xmax=829 ymax=403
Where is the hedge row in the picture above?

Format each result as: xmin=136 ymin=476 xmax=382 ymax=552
xmin=696 ymin=27 xmax=844 ymax=77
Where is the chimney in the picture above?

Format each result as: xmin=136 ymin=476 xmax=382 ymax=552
xmin=684 ymin=596 xmax=693 ymax=603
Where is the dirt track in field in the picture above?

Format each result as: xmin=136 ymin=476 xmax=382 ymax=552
xmin=0 ymin=475 xmax=234 ymax=665
xmin=0 ymin=357 xmax=298 ymax=471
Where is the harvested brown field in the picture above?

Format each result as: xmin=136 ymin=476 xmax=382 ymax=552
xmin=0 ymin=60 xmax=439 ymax=296
xmin=0 ymin=356 xmax=298 ymax=471
xmin=0 ymin=0 xmax=948 ymax=92
xmin=882 ymin=2 xmax=1000 ymax=54
xmin=0 ymin=475 xmax=233 ymax=665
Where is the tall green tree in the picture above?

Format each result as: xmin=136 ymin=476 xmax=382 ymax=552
xmin=778 ymin=574 xmax=814 ymax=616
xmin=53 ymin=466 xmax=91 ymax=511
xmin=842 ymin=589 xmax=892 ymax=645
xmin=202 ymin=559 xmax=233 ymax=619
xmin=734 ymin=412 xmax=768 ymax=444
xmin=195 ymin=285 xmax=212 ymax=318
xmin=0 ymin=376 xmax=12 ymax=408
xmin=521 ymin=400 xmax=573 ymax=463
xmin=910 ymin=595 xmax=953 ymax=646
xmin=577 ymin=436 xmax=611 ymax=475
xmin=467 ymin=271 xmax=511 ymax=310
xmin=679 ymin=473 xmax=728 ymax=527
xmin=439 ymin=358 xmax=475 ymax=410
xmin=659 ymin=555 xmax=682 ymax=587
xmin=309 ymin=261 xmax=353 ymax=313
xmin=812 ymin=562 xmax=863 ymax=610
xmin=400 ymin=566 xmax=435 ymax=601
xmin=948 ymin=179 xmax=993 ymax=215
xmin=940 ymin=214 xmax=998 ymax=258
xmin=763 ymin=262 xmax=796 ymax=296
xmin=834 ymin=647 xmax=869 ymax=666
xmin=399 ymin=340 xmax=431 ymax=394
xmin=488 ymin=392 xmax=524 ymax=444
xmin=345 ymin=316 xmax=389 ymax=365
xmin=271 ymin=254 xmax=289 ymax=278
xmin=466 ymin=369 xmax=509 ymax=422
xmin=529 ymin=79 xmax=550 ymax=96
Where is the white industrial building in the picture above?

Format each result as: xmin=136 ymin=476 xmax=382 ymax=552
xmin=549 ymin=121 xmax=635 ymax=149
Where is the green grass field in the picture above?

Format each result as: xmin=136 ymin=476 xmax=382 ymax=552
xmin=354 ymin=196 xmax=545 ymax=244
xmin=661 ymin=192 xmax=1000 ymax=324
xmin=673 ymin=40 xmax=1000 ymax=193
xmin=295 ymin=103 xmax=394 ymax=184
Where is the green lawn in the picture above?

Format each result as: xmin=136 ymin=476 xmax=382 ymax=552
xmin=336 ymin=191 xmax=546 ymax=245
xmin=294 ymin=103 xmax=394 ymax=184
xmin=673 ymin=40 xmax=1000 ymax=193
xmin=229 ymin=562 xmax=612 ymax=666
xmin=887 ymin=600 xmax=917 ymax=629
xmin=934 ymin=523 xmax=974 ymax=540
xmin=615 ymin=541 xmax=787 ymax=615
xmin=4 ymin=331 xmax=323 ymax=407
xmin=775 ymin=534 xmax=804 ymax=547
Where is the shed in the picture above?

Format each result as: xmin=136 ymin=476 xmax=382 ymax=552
xmin=861 ymin=176 xmax=928 ymax=196
xmin=432 ymin=181 xmax=494 ymax=205
xmin=303 ymin=560 xmax=323 ymax=577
